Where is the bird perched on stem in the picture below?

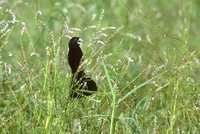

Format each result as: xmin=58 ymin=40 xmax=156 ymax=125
xmin=68 ymin=37 xmax=97 ymax=98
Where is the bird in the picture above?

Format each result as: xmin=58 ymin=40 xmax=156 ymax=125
xmin=68 ymin=37 xmax=83 ymax=74
xmin=68 ymin=37 xmax=97 ymax=98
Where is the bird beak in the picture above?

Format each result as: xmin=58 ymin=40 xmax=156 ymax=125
xmin=77 ymin=38 xmax=83 ymax=45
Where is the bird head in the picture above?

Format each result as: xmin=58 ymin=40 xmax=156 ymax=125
xmin=69 ymin=37 xmax=83 ymax=49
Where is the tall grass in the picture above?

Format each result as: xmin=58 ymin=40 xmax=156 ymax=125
xmin=0 ymin=0 xmax=200 ymax=133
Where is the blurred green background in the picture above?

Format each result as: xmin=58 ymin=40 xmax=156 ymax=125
xmin=0 ymin=0 xmax=200 ymax=133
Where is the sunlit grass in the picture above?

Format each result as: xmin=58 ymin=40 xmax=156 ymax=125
xmin=0 ymin=0 xmax=200 ymax=133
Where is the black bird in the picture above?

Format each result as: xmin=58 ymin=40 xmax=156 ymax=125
xmin=68 ymin=37 xmax=83 ymax=74
xmin=68 ymin=37 xmax=97 ymax=98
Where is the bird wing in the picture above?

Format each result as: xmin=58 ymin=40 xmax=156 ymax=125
xmin=77 ymin=56 xmax=85 ymax=72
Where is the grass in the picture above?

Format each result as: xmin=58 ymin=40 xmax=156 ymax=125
xmin=0 ymin=0 xmax=200 ymax=133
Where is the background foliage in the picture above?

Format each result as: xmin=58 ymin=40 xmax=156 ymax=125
xmin=0 ymin=0 xmax=200 ymax=133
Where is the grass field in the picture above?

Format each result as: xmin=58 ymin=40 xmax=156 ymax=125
xmin=0 ymin=0 xmax=200 ymax=133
